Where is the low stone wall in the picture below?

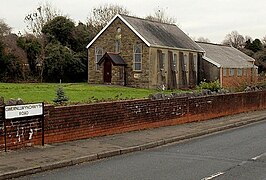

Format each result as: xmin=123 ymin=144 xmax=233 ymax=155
xmin=1 ymin=91 xmax=266 ymax=151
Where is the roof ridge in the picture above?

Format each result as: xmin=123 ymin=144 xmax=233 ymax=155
xmin=119 ymin=14 xmax=177 ymax=26
xmin=196 ymin=41 xmax=230 ymax=47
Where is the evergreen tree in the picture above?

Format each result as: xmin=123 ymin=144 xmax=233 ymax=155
xmin=53 ymin=86 xmax=69 ymax=105
xmin=245 ymin=39 xmax=262 ymax=52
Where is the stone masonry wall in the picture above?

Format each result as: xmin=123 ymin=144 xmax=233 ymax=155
xmin=88 ymin=18 xmax=150 ymax=88
xmin=1 ymin=91 xmax=266 ymax=151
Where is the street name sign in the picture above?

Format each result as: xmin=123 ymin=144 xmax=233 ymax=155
xmin=4 ymin=103 xmax=43 ymax=119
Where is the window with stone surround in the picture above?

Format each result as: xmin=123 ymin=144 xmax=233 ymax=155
xmin=95 ymin=47 xmax=103 ymax=71
xmin=161 ymin=53 xmax=166 ymax=70
xmin=172 ymin=54 xmax=177 ymax=71
xmin=115 ymin=40 xmax=121 ymax=53
xmin=193 ymin=54 xmax=197 ymax=71
xmin=133 ymin=44 xmax=142 ymax=71
xmin=183 ymin=53 xmax=188 ymax=72
xmin=115 ymin=27 xmax=121 ymax=53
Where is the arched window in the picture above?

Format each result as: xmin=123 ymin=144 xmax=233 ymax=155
xmin=115 ymin=27 xmax=121 ymax=53
xmin=95 ymin=47 xmax=103 ymax=70
xmin=133 ymin=44 xmax=142 ymax=71
xmin=115 ymin=40 xmax=121 ymax=53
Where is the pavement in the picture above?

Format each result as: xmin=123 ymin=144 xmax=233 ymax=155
xmin=1 ymin=110 xmax=266 ymax=180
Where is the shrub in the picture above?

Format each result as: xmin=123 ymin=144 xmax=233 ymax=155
xmin=197 ymin=80 xmax=222 ymax=92
xmin=53 ymin=86 xmax=69 ymax=105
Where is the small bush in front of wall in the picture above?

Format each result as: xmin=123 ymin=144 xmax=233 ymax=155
xmin=197 ymin=80 xmax=222 ymax=92
xmin=256 ymin=78 xmax=266 ymax=90
xmin=53 ymin=86 xmax=69 ymax=105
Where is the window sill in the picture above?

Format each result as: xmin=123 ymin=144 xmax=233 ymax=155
xmin=133 ymin=70 xmax=142 ymax=73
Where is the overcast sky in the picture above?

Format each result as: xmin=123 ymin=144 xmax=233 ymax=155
xmin=1 ymin=0 xmax=265 ymax=43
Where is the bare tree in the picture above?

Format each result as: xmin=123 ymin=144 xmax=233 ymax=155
xmin=24 ymin=2 xmax=61 ymax=37
xmin=0 ymin=19 xmax=11 ymax=36
xmin=197 ymin=37 xmax=210 ymax=43
xmin=262 ymin=36 xmax=266 ymax=46
xmin=24 ymin=2 xmax=61 ymax=82
xmin=87 ymin=4 xmax=130 ymax=36
xmin=145 ymin=8 xmax=176 ymax=24
xmin=245 ymin=35 xmax=253 ymax=42
xmin=222 ymin=31 xmax=245 ymax=49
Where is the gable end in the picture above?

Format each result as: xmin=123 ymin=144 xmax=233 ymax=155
xmin=86 ymin=14 xmax=151 ymax=49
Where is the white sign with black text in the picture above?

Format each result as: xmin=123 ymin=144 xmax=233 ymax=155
xmin=5 ymin=103 xmax=43 ymax=119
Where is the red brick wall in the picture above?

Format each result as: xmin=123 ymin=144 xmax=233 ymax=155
xmin=0 ymin=110 xmax=3 ymax=150
xmin=222 ymin=68 xmax=257 ymax=88
xmin=0 ymin=112 xmax=42 ymax=150
xmin=1 ymin=91 xmax=266 ymax=151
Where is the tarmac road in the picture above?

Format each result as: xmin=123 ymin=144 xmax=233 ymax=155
xmin=17 ymin=120 xmax=266 ymax=180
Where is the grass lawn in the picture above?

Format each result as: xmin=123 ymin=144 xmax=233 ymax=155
xmin=0 ymin=83 xmax=186 ymax=104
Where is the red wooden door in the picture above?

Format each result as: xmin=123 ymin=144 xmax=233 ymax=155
xmin=104 ymin=60 xmax=112 ymax=83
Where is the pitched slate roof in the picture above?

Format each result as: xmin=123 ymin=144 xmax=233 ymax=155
xmin=98 ymin=52 xmax=127 ymax=66
xmin=87 ymin=14 xmax=204 ymax=52
xmin=120 ymin=15 xmax=204 ymax=52
xmin=197 ymin=42 xmax=257 ymax=68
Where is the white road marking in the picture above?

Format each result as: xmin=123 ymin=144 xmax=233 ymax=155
xmin=252 ymin=152 xmax=266 ymax=161
xmin=201 ymin=172 xmax=225 ymax=180
xmin=238 ymin=161 xmax=248 ymax=166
